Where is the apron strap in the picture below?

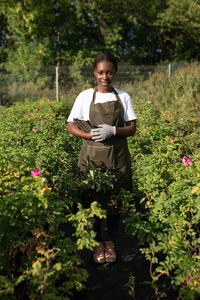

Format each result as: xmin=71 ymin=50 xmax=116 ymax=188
xmin=92 ymin=88 xmax=97 ymax=104
xmin=112 ymin=88 xmax=121 ymax=102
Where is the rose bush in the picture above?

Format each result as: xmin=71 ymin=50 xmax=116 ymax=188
xmin=0 ymin=99 xmax=107 ymax=299
xmin=125 ymin=95 xmax=200 ymax=299
xmin=0 ymin=64 xmax=199 ymax=299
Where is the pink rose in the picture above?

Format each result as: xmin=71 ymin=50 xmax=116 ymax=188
xmin=31 ymin=169 xmax=41 ymax=176
xmin=182 ymin=156 xmax=192 ymax=166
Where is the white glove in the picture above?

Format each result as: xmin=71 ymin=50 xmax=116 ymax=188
xmin=91 ymin=124 xmax=116 ymax=142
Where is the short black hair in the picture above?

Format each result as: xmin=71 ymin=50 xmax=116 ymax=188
xmin=93 ymin=52 xmax=118 ymax=71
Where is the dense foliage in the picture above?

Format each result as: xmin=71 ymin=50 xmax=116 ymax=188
xmin=126 ymin=100 xmax=199 ymax=299
xmin=0 ymin=0 xmax=199 ymax=66
xmin=0 ymin=65 xmax=199 ymax=299
xmin=1 ymin=0 xmax=199 ymax=106
xmin=124 ymin=62 xmax=200 ymax=118
xmin=0 ymin=100 xmax=108 ymax=299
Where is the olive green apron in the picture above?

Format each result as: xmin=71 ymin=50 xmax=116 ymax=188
xmin=78 ymin=88 xmax=132 ymax=213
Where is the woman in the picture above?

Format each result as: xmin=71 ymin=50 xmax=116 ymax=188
xmin=67 ymin=52 xmax=137 ymax=263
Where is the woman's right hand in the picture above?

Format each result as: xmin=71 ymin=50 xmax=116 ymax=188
xmin=67 ymin=122 xmax=92 ymax=139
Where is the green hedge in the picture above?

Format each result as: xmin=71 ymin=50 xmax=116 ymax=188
xmin=0 ymin=99 xmax=107 ymax=299
xmin=125 ymin=94 xmax=200 ymax=298
xmin=0 ymin=64 xmax=199 ymax=299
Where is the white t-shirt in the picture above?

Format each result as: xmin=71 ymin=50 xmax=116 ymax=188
xmin=67 ymin=88 xmax=137 ymax=122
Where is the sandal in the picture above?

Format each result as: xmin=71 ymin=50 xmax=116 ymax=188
xmin=104 ymin=241 xmax=116 ymax=263
xmin=93 ymin=242 xmax=105 ymax=264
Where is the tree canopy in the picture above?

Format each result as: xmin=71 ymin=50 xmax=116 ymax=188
xmin=0 ymin=0 xmax=199 ymax=66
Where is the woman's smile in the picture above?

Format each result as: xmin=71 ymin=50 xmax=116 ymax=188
xmin=94 ymin=60 xmax=116 ymax=93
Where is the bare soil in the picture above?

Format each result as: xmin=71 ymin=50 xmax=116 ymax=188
xmin=74 ymin=219 xmax=156 ymax=300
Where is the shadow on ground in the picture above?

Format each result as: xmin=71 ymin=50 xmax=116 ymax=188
xmin=73 ymin=218 xmax=155 ymax=300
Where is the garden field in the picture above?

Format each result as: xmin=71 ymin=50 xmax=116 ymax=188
xmin=0 ymin=64 xmax=200 ymax=299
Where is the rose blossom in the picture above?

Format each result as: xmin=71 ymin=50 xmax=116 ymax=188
xmin=182 ymin=156 xmax=192 ymax=166
xmin=31 ymin=169 xmax=41 ymax=176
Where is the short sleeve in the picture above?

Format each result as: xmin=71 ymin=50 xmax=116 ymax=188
xmin=67 ymin=89 xmax=93 ymax=122
xmin=123 ymin=93 xmax=137 ymax=122
xmin=67 ymin=94 xmax=84 ymax=122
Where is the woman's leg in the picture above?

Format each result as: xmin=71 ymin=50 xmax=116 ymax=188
xmin=104 ymin=215 xmax=120 ymax=262
xmin=93 ymin=216 xmax=105 ymax=263
xmin=93 ymin=216 xmax=102 ymax=242
xmin=106 ymin=215 xmax=120 ymax=241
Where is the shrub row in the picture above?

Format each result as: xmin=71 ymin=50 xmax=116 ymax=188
xmin=125 ymin=95 xmax=200 ymax=299
xmin=0 ymin=100 xmax=107 ymax=299
xmin=0 ymin=64 xmax=199 ymax=299
xmin=123 ymin=62 xmax=200 ymax=119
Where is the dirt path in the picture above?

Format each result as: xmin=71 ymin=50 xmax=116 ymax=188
xmin=74 ymin=219 xmax=155 ymax=300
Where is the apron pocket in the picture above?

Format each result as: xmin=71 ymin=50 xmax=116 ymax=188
xmin=86 ymin=144 xmax=115 ymax=170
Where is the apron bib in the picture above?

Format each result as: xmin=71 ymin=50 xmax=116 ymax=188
xmin=78 ymin=88 xmax=132 ymax=213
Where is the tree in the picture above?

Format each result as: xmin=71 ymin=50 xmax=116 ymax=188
xmin=156 ymin=0 xmax=200 ymax=61
xmin=0 ymin=0 xmax=199 ymax=67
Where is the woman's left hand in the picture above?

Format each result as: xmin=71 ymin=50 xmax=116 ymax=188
xmin=91 ymin=124 xmax=116 ymax=142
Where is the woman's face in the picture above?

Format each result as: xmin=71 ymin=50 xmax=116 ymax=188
xmin=94 ymin=60 xmax=117 ymax=92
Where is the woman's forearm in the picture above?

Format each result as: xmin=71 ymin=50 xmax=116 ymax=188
xmin=67 ymin=122 xmax=92 ymax=139
xmin=68 ymin=120 xmax=136 ymax=139
xmin=116 ymin=120 xmax=136 ymax=137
